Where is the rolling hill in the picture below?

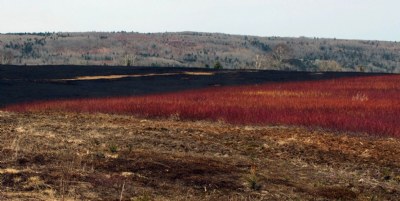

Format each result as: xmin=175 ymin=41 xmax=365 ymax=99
xmin=1 ymin=32 xmax=399 ymax=73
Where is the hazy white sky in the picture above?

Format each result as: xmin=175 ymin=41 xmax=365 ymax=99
xmin=0 ymin=0 xmax=399 ymax=41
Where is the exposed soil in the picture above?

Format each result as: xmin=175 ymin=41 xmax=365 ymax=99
xmin=1 ymin=111 xmax=399 ymax=200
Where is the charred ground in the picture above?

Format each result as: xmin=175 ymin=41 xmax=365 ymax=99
xmin=0 ymin=65 xmax=383 ymax=107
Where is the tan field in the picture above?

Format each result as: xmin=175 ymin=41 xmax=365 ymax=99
xmin=0 ymin=111 xmax=399 ymax=200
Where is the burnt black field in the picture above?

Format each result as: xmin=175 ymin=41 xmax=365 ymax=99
xmin=0 ymin=65 xmax=383 ymax=107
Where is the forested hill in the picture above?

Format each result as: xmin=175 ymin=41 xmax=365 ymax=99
xmin=0 ymin=32 xmax=399 ymax=73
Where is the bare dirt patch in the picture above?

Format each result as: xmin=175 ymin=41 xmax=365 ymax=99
xmin=0 ymin=112 xmax=399 ymax=200
xmin=55 ymin=72 xmax=215 ymax=81
xmin=61 ymin=73 xmax=179 ymax=81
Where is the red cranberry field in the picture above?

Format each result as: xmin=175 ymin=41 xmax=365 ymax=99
xmin=5 ymin=75 xmax=400 ymax=137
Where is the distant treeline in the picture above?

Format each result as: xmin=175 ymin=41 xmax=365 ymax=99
xmin=0 ymin=32 xmax=399 ymax=73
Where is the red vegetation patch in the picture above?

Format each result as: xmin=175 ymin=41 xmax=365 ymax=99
xmin=5 ymin=75 xmax=400 ymax=137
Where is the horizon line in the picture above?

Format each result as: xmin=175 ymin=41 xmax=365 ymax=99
xmin=0 ymin=31 xmax=397 ymax=43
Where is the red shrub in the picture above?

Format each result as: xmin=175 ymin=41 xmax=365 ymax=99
xmin=5 ymin=75 xmax=400 ymax=137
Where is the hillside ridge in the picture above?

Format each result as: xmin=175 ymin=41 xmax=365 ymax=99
xmin=1 ymin=32 xmax=399 ymax=73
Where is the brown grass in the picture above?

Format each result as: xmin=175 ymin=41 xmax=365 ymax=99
xmin=0 ymin=111 xmax=399 ymax=200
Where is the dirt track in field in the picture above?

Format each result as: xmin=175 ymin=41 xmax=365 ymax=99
xmin=1 ymin=111 xmax=399 ymax=200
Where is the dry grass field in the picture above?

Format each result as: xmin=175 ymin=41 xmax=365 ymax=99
xmin=1 ymin=111 xmax=399 ymax=200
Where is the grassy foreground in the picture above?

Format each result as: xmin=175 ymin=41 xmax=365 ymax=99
xmin=0 ymin=111 xmax=399 ymax=200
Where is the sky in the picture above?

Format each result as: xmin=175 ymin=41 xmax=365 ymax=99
xmin=0 ymin=0 xmax=399 ymax=41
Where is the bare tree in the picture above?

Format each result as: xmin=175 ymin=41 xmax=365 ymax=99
xmin=1 ymin=51 xmax=14 ymax=64
xmin=123 ymin=54 xmax=137 ymax=66
xmin=272 ymin=43 xmax=292 ymax=62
